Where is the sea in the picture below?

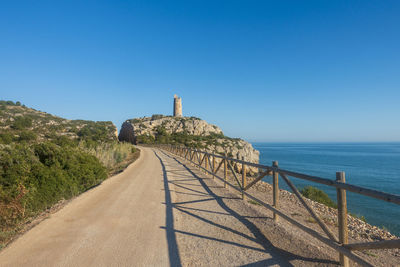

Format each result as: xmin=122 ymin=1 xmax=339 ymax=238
xmin=252 ymin=142 xmax=400 ymax=236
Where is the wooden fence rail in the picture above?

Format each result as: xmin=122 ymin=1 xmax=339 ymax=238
xmin=158 ymin=144 xmax=400 ymax=267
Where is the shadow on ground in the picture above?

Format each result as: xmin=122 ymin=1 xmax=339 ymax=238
xmin=154 ymin=149 xmax=338 ymax=266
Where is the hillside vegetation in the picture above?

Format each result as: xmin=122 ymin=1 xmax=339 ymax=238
xmin=0 ymin=101 xmax=138 ymax=248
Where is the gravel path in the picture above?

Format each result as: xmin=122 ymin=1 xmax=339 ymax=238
xmin=0 ymin=147 xmax=348 ymax=266
xmin=156 ymin=149 xmax=340 ymax=266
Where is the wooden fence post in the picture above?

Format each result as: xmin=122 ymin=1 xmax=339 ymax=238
xmin=273 ymin=161 xmax=279 ymax=222
xmin=242 ymin=156 xmax=247 ymax=200
xmin=192 ymin=150 xmax=195 ymax=166
xmin=212 ymin=155 xmax=216 ymax=179
xmin=336 ymin=171 xmax=349 ymax=267
xmin=224 ymin=152 xmax=227 ymax=188
xmin=205 ymin=153 xmax=208 ymax=175
xmin=197 ymin=150 xmax=201 ymax=171
xmin=194 ymin=150 xmax=198 ymax=168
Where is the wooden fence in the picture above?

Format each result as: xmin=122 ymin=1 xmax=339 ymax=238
xmin=159 ymin=144 xmax=400 ymax=266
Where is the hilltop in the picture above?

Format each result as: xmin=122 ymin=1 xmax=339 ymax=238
xmin=118 ymin=115 xmax=259 ymax=174
xmin=0 ymin=100 xmax=117 ymax=145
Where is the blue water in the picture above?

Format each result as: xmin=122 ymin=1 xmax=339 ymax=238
xmin=252 ymin=142 xmax=400 ymax=236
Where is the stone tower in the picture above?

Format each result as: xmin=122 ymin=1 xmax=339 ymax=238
xmin=173 ymin=94 xmax=182 ymax=117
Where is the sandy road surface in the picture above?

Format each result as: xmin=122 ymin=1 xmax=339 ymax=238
xmin=0 ymin=147 xmax=172 ymax=267
xmin=0 ymin=147 xmax=339 ymax=267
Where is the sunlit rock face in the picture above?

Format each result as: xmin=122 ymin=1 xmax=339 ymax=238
xmin=119 ymin=115 xmax=260 ymax=175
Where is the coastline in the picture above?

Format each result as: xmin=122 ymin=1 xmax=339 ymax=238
xmin=253 ymin=142 xmax=400 ymax=236
xmin=226 ymin=174 xmax=400 ymax=265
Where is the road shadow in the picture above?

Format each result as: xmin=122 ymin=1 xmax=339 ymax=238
xmin=153 ymin=150 xmax=182 ymax=267
xmin=158 ymin=149 xmax=339 ymax=266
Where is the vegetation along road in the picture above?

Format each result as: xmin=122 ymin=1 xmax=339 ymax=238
xmin=0 ymin=147 xmax=342 ymax=266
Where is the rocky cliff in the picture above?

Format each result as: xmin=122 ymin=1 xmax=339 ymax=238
xmin=119 ymin=115 xmax=260 ymax=175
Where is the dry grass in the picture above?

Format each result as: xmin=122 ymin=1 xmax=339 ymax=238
xmin=82 ymin=142 xmax=136 ymax=170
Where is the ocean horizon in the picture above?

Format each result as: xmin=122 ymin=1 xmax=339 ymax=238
xmin=252 ymin=142 xmax=400 ymax=236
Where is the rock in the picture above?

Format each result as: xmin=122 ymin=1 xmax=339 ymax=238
xmin=128 ymin=116 xmax=223 ymax=136
xmin=113 ymin=123 xmax=118 ymax=138
xmin=118 ymin=121 xmax=135 ymax=144
xmin=119 ymin=115 xmax=260 ymax=175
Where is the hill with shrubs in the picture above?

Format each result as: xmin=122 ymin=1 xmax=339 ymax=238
xmin=0 ymin=101 xmax=138 ymax=249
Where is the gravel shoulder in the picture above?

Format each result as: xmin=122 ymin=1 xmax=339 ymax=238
xmin=159 ymin=149 xmax=399 ymax=266
xmin=157 ymin=150 xmax=338 ymax=266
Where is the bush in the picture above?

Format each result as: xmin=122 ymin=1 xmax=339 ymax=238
xmin=0 ymin=100 xmax=15 ymax=106
xmin=18 ymin=131 xmax=37 ymax=141
xmin=0 ymin=133 xmax=14 ymax=144
xmin=131 ymin=119 xmax=141 ymax=123
xmin=77 ymin=124 xmax=108 ymax=142
xmin=11 ymin=116 xmax=32 ymax=130
xmin=136 ymin=134 xmax=155 ymax=144
xmin=151 ymin=114 xmax=164 ymax=120
xmin=300 ymin=186 xmax=337 ymax=208
xmin=0 ymin=142 xmax=107 ymax=232
xmin=53 ymin=135 xmax=77 ymax=147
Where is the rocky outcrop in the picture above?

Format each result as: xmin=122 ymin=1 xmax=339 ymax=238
xmin=127 ymin=116 xmax=223 ymax=136
xmin=119 ymin=115 xmax=260 ymax=175
xmin=118 ymin=121 xmax=135 ymax=144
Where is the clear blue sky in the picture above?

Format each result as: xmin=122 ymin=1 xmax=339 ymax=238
xmin=1 ymin=1 xmax=399 ymax=142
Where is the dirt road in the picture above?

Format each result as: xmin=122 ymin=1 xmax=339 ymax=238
xmin=0 ymin=147 xmax=339 ymax=266
xmin=0 ymin=148 xmax=172 ymax=267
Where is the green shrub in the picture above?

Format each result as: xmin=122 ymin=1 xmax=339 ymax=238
xmin=136 ymin=134 xmax=155 ymax=144
xmin=0 ymin=133 xmax=14 ymax=144
xmin=0 ymin=142 xmax=107 ymax=232
xmin=151 ymin=114 xmax=164 ymax=120
xmin=11 ymin=116 xmax=32 ymax=130
xmin=131 ymin=119 xmax=141 ymax=123
xmin=300 ymin=186 xmax=337 ymax=208
xmin=18 ymin=131 xmax=37 ymax=141
xmin=77 ymin=124 xmax=109 ymax=142
xmin=0 ymin=100 xmax=15 ymax=106
xmin=53 ymin=135 xmax=77 ymax=147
